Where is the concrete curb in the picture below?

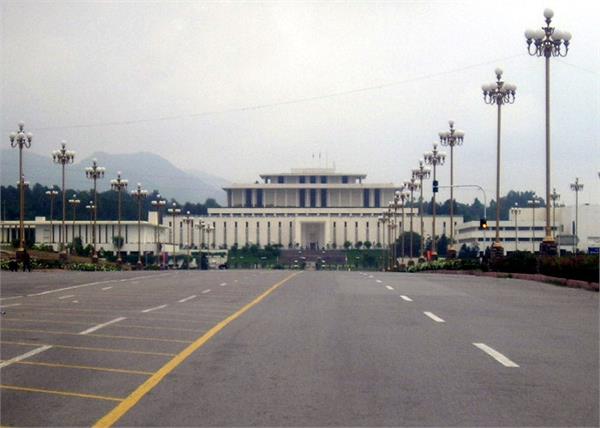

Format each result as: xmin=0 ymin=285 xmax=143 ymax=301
xmin=427 ymin=270 xmax=599 ymax=292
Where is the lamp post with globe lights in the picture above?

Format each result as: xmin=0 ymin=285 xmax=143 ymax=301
xmin=377 ymin=215 xmax=387 ymax=270
xmin=68 ymin=195 xmax=80 ymax=245
xmin=424 ymin=143 xmax=446 ymax=258
xmin=85 ymin=159 xmax=105 ymax=262
xmin=9 ymin=122 xmax=33 ymax=261
xmin=182 ymin=211 xmax=194 ymax=269
xmin=398 ymin=190 xmax=409 ymax=263
xmin=510 ymin=203 xmax=522 ymax=252
xmin=131 ymin=183 xmax=148 ymax=268
xmin=52 ymin=142 xmax=75 ymax=257
xmin=85 ymin=202 xmax=95 ymax=243
xmin=412 ymin=160 xmax=431 ymax=258
xmin=482 ymin=68 xmax=516 ymax=257
xmin=527 ymin=196 xmax=542 ymax=253
xmin=404 ymin=177 xmax=420 ymax=260
xmin=110 ymin=172 xmax=128 ymax=264
xmin=45 ymin=189 xmax=59 ymax=244
xmin=167 ymin=203 xmax=181 ymax=268
xmin=151 ymin=195 xmax=167 ymax=267
xmin=439 ymin=121 xmax=464 ymax=256
xmin=525 ymin=8 xmax=571 ymax=255
xmin=550 ymin=188 xmax=560 ymax=239
xmin=569 ymin=177 xmax=583 ymax=254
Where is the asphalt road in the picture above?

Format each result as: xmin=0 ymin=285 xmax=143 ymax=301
xmin=0 ymin=270 xmax=597 ymax=427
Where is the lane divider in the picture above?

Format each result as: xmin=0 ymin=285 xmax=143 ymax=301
xmin=58 ymin=295 xmax=75 ymax=300
xmin=201 ymin=289 xmax=211 ymax=294
xmin=400 ymin=295 xmax=413 ymax=302
xmin=141 ymin=305 xmax=167 ymax=313
xmin=385 ymin=285 xmax=394 ymax=291
xmin=93 ymin=271 xmax=299 ymax=428
xmin=177 ymin=295 xmax=196 ymax=303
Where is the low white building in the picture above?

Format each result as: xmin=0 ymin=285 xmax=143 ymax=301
xmin=0 ymin=212 xmax=169 ymax=256
xmin=456 ymin=204 xmax=600 ymax=253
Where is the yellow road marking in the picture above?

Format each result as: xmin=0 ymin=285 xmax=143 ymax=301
xmin=1 ymin=341 xmax=176 ymax=357
xmin=0 ymin=384 xmax=124 ymax=402
xmin=94 ymin=272 xmax=298 ymax=427
xmin=0 ymin=360 xmax=154 ymax=376
xmin=2 ymin=318 xmax=202 ymax=332
xmin=1 ymin=328 xmax=192 ymax=344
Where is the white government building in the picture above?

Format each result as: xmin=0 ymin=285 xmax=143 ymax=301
xmin=168 ymin=167 xmax=454 ymax=251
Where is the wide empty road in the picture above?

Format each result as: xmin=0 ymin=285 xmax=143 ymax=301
xmin=1 ymin=270 xmax=598 ymax=426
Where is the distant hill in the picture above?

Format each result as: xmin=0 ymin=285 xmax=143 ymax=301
xmin=0 ymin=149 xmax=228 ymax=204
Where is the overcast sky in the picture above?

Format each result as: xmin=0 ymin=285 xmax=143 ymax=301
xmin=2 ymin=0 xmax=598 ymax=204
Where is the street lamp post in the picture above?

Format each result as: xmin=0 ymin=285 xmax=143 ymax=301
xmin=377 ymin=215 xmax=387 ymax=270
xmin=439 ymin=121 xmax=465 ymax=257
xmin=510 ymin=203 xmax=522 ymax=252
xmin=569 ymin=177 xmax=583 ymax=254
xmin=167 ymin=203 xmax=181 ymax=268
xmin=527 ymin=196 xmax=541 ymax=253
xmin=399 ymin=191 xmax=408 ymax=263
xmin=412 ymin=160 xmax=431 ymax=258
xmin=45 ymin=189 xmax=59 ymax=245
xmin=424 ymin=143 xmax=446 ymax=259
xmin=131 ymin=183 xmax=148 ymax=268
xmin=9 ymin=122 xmax=33 ymax=261
xmin=404 ymin=177 xmax=420 ymax=260
xmin=151 ymin=195 xmax=166 ymax=267
xmin=110 ymin=172 xmax=128 ymax=264
xmin=205 ymin=223 xmax=214 ymax=249
xmin=183 ymin=211 xmax=194 ymax=269
xmin=525 ymin=8 xmax=571 ymax=255
xmin=482 ymin=68 xmax=517 ymax=257
xmin=85 ymin=202 xmax=95 ymax=250
xmin=550 ymin=187 xmax=560 ymax=239
xmin=85 ymin=159 xmax=105 ymax=262
xmin=68 ymin=195 xmax=80 ymax=248
xmin=52 ymin=141 xmax=75 ymax=258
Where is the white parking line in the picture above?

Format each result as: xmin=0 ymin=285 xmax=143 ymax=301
xmin=376 ymin=280 xmax=383 ymax=283
xmin=178 ymin=295 xmax=197 ymax=303
xmin=0 ymin=296 xmax=23 ymax=301
xmin=0 ymin=345 xmax=53 ymax=368
xmin=27 ymin=280 xmax=115 ymax=296
xmin=102 ymin=287 xmax=113 ymax=291
xmin=58 ymin=295 xmax=75 ymax=300
xmin=141 ymin=304 xmax=168 ymax=313
xmin=0 ymin=303 xmax=22 ymax=309
xmin=424 ymin=312 xmax=445 ymax=323
xmin=219 ymin=282 xmax=227 ymax=287
xmin=201 ymin=289 xmax=211 ymax=294
xmin=79 ymin=317 xmax=126 ymax=335
xmin=473 ymin=343 xmax=519 ymax=367
xmin=385 ymin=285 xmax=394 ymax=290
xmin=400 ymin=295 xmax=413 ymax=302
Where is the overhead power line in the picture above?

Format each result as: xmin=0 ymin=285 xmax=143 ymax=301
xmin=32 ymin=53 xmax=528 ymax=132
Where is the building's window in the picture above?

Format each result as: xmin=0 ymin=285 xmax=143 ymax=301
xmin=299 ymin=189 xmax=306 ymax=207
xmin=374 ymin=189 xmax=381 ymax=208
xmin=277 ymin=176 xmax=284 ymax=184
xmin=320 ymin=189 xmax=327 ymax=207
xmin=256 ymin=189 xmax=264 ymax=208
xmin=342 ymin=176 xmax=349 ymax=184
xmin=309 ymin=176 xmax=317 ymax=184
xmin=310 ymin=189 xmax=317 ymax=207
xmin=299 ymin=176 xmax=306 ymax=184
xmin=245 ymin=189 xmax=253 ymax=208
xmin=227 ymin=190 xmax=232 ymax=207
xmin=320 ymin=176 xmax=327 ymax=184
xmin=363 ymin=189 xmax=370 ymax=208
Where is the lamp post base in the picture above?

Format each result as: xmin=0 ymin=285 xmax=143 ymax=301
xmin=58 ymin=251 xmax=68 ymax=262
xmin=91 ymin=253 xmax=99 ymax=263
xmin=136 ymin=260 xmax=143 ymax=270
xmin=490 ymin=242 xmax=504 ymax=261
xmin=447 ymin=247 xmax=457 ymax=259
xmin=15 ymin=248 xmax=26 ymax=263
xmin=540 ymin=239 xmax=558 ymax=256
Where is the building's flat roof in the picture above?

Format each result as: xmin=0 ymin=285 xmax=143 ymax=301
xmin=224 ymin=183 xmax=396 ymax=190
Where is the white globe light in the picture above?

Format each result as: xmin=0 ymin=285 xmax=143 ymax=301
xmin=543 ymin=8 xmax=554 ymax=19
xmin=534 ymin=29 xmax=545 ymax=40
xmin=524 ymin=29 xmax=536 ymax=39
xmin=494 ymin=67 xmax=503 ymax=76
xmin=552 ymin=30 xmax=563 ymax=40
xmin=563 ymin=31 xmax=572 ymax=41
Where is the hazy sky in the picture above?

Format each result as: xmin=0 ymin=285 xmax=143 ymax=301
xmin=2 ymin=0 xmax=598 ymax=204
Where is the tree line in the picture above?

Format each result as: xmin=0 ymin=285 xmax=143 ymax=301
xmin=0 ymin=183 xmax=220 ymax=221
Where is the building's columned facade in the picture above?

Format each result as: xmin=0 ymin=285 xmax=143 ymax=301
xmin=167 ymin=168 xmax=455 ymax=250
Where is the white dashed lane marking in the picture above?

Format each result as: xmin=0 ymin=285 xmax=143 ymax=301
xmin=376 ymin=280 xmax=382 ymax=283
xmin=178 ymin=295 xmax=196 ymax=303
xmin=58 ymin=295 xmax=75 ymax=300
xmin=102 ymin=287 xmax=113 ymax=291
xmin=0 ymin=303 xmax=22 ymax=308
xmin=473 ymin=343 xmax=519 ymax=367
xmin=424 ymin=312 xmax=445 ymax=323
xmin=219 ymin=283 xmax=227 ymax=287
xmin=79 ymin=317 xmax=126 ymax=335
xmin=141 ymin=304 xmax=168 ymax=313
xmin=385 ymin=285 xmax=394 ymax=290
xmin=400 ymin=295 xmax=413 ymax=302
xmin=201 ymin=289 xmax=211 ymax=294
